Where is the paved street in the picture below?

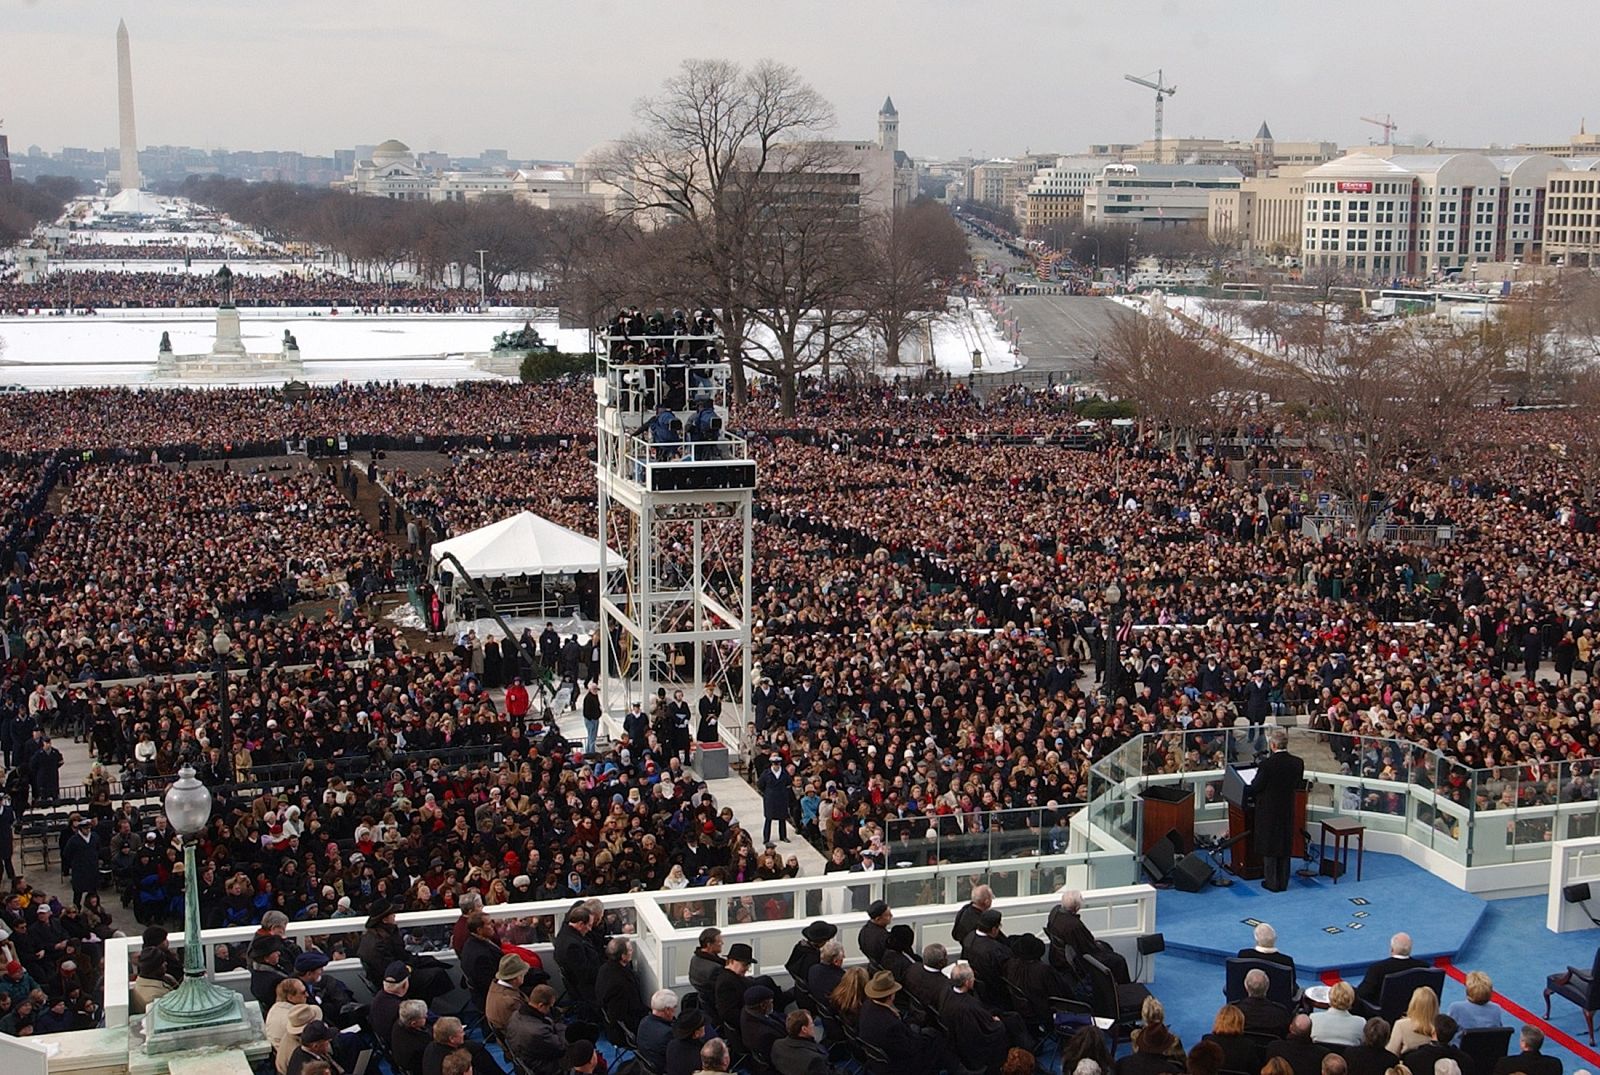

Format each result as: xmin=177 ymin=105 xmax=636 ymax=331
xmin=1008 ymin=293 xmax=1125 ymax=375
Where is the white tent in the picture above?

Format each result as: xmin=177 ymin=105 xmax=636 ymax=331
xmin=429 ymin=511 xmax=618 ymax=579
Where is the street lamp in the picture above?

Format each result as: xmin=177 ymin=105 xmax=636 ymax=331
xmin=1081 ymin=233 xmax=1102 ymax=274
xmin=146 ymin=766 xmax=250 ymax=1042
xmin=212 ymin=630 xmax=232 ymax=779
xmin=475 ymin=248 xmax=488 ymax=310
xmin=1103 ymin=581 xmax=1124 ymax=702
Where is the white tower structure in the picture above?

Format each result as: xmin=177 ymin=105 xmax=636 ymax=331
xmin=115 ymin=19 xmax=140 ymax=193
xmin=878 ymin=96 xmax=899 ymax=156
xmin=595 ymin=317 xmax=756 ymax=755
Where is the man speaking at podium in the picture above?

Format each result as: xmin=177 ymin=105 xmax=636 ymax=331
xmin=1251 ymin=729 xmax=1304 ymax=893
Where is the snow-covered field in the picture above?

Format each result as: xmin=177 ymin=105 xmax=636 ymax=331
xmin=0 ymin=315 xmax=596 ymax=388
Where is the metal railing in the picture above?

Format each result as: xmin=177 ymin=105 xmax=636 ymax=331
xmin=1083 ymin=725 xmax=1600 ymax=873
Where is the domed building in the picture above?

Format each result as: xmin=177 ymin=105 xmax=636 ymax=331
xmin=339 ymin=138 xmax=433 ymax=201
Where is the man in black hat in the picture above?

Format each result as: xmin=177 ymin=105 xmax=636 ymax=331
xmin=964 ymin=910 xmax=1011 ymax=1006
xmin=369 ymin=961 xmax=413 ymax=1049
xmin=714 ymin=942 xmax=758 ymax=1041
xmin=562 ymin=1040 xmax=600 ymax=1075
xmin=880 ymin=924 xmax=918 ymax=982
xmin=785 ymin=920 xmax=836 ymax=985
xmin=739 ymin=985 xmax=785 ymax=1067
xmin=250 ymin=934 xmax=291 ymax=1017
xmin=859 ymin=901 xmax=892 ymax=965
xmin=359 ymin=901 xmax=452 ymax=1003
xmin=665 ymin=1009 xmax=707 ymax=1075
xmin=296 ymin=950 xmax=361 ymax=1029
xmin=287 ymin=1019 xmax=343 ymax=1075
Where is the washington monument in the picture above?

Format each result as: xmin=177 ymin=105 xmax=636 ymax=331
xmin=116 ymin=19 xmax=140 ymax=192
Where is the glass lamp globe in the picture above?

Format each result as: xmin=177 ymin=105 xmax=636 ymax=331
xmin=212 ymin=630 xmax=232 ymax=658
xmin=1104 ymin=582 xmax=1123 ymax=605
xmin=164 ymin=766 xmax=213 ymax=838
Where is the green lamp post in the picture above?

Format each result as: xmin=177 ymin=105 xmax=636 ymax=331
xmin=145 ymin=765 xmax=250 ymax=1044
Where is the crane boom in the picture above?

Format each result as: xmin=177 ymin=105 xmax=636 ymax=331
xmin=1360 ymin=113 xmax=1397 ymax=145
xmin=1125 ymin=70 xmax=1176 ymax=163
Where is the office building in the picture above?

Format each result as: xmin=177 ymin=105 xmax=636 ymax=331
xmin=1083 ymin=163 xmax=1243 ymax=231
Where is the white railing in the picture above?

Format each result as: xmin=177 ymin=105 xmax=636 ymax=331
xmin=102 ymin=871 xmax=1157 ymax=1032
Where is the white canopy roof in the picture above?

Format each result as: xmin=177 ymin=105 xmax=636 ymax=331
xmin=429 ymin=511 xmax=618 ymax=579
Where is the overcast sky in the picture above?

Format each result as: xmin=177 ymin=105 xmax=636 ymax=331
xmin=5 ymin=0 xmax=1597 ymax=162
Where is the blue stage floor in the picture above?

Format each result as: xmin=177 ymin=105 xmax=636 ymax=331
xmin=1147 ymin=855 xmax=1600 ymax=1075
xmin=1156 ymin=850 xmax=1487 ymax=975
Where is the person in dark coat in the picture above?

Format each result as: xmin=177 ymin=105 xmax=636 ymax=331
xmin=902 ymin=944 xmax=954 ymax=1015
xmin=358 ymin=903 xmax=452 ymax=1003
xmin=1238 ymin=969 xmax=1292 ymax=1038
xmin=1405 ymin=1015 xmax=1472 ymax=1075
xmin=552 ymin=907 xmax=603 ymax=1013
xmin=0 ymin=795 xmax=15 ymax=881
xmin=858 ymin=900 xmax=892 ymax=965
xmin=859 ymin=971 xmax=944 ymax=1075
xmin=1250 ymin=729 xmax=1305 ymax=892
xmin=594 ymin=938 xmax=648 ymax=1036
xmin=504 ymin=986 xmax=566 ymax=1075
xmin=1047 ymin=889 xmax=1130 ymax=983
xmin=964 ymin=910 xmax=1012 ymax=1006
xmin=738 ymin=986 xmax=786 ymax=1066
xmin=939 ymin=964 xmax=1008 ymax=1075
xmin=250 ymin=936 xmax=291 ymax=1017
xmin=1204 ymin=1005 xmax=1263 ymax=1075
xmin=62 ymin=817 xmax=103 ymax=906
xmin=785 ymin=920 xmax=835 ymax=986
xmin=770 ymin=1010 xmax=831 ymax=1075
xmin=458 ymin=915 xmax=503 ymax=1012
xmin=391 ymin=1001 xmax=433 ymax=1075
xmin=1264 ymin=1016 xmax=1329 ymax=1075
xmin=1491 ymin=1026 xmax=1562 ymax=1075
xmin=807 ymin=940 xmax=845 ymax=1004
xmin=1116 ymin=1022 xmax=1185 ymax=1075
xmin=1354 ymin=934 xmax=1428 ymax=1007
xmin=29 ymin=738 xmax=62 ymax=802
xmin=757 ymin=755 xmax=792 ymax=844
xmin=664 ymin=1009 xmax=708 ymax=1075
xmin=287 ymin=1020 xmax=343 ymax=1075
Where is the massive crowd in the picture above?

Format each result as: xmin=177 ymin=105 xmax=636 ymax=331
xmin=0 ymin=361 xmax=1594 ymax=1055
xmin=0 ymin=270 xmax=548 ymax=314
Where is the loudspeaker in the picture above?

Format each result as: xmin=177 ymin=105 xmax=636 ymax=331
xmin=1136 ymin=933 xmax=1166 ymax=956
xmin=1565 ymin=882 xmax=1592 ymax=904
xmin=1143 ymin=835 xmax=1178 ymax=884
xmin=1171 ymin=854 xmax=1216 ymax=893
xmin=1319 ymin=859 xmax=1346 ymax=880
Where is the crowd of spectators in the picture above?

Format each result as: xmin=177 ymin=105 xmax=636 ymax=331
xmin=0 ymin=367 xmax=1595 ymax=1051
xmin=0 ymin=270 xmax=548 ymax=314
xmin=56 ymin=242 xmax=279 ymax=262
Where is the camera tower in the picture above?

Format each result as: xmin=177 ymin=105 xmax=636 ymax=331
xmin=594 ymin=319 xmax=756 ymax=756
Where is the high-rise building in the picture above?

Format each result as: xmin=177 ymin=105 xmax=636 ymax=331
xmin=1083 ymin=163 xmax=1243 ymax=230
xmin=0 ymin=128 xmax=11 ymax=185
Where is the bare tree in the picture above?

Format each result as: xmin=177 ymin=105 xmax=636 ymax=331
xmin=1489 ymin=281 xmax=1581 ymax=401
xmin=1099 ymin=309 xmax=1248 ymax=453
xmin=1397 ymin=320 xmax=1504 ymax=473
xmin=861 ymin=202 xmax=969 ymax=366
xmin=601 ymin=59 xmax=836 ymax=404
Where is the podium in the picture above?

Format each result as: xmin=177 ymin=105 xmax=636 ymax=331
xmin=1141 ymin=784 xmax=1196 ymax=853
xmin=1226 ymin=790 xmax=1308 ymax=880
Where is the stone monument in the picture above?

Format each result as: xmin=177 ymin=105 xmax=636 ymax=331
xmin=154 ymin=267 xmax=304 ymax=381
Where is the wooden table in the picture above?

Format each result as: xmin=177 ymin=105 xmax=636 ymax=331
xmin=1320 ymin=817 xmax=1366 ymax=882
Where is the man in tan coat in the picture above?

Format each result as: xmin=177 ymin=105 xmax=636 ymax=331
xmin=264 ymin=978 xmax=323 ymax=1075
xmin=485 ymin=953 xmax=530 ymax=1036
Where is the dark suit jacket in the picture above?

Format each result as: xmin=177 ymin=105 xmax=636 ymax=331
xmin=903 ymin=964 xmax=953 ymax=1015
xmin=939 ymin=989 xmax=1007 ymax=1072
xmin=770 ymin=1036 xmax=831 ymax=1075
xmin=552 ymin=926 xmax=601 ymax=1003
xmin=1203 ymin=1032 xmax=1263 ymax=1074
xmin=1345 ymin=1045 xmax=1400 ymax=1075
xmin=1493 ymin=1053 xmax=1562 ymax=1075
xmin=786 ymin=941 xmax=822 ymax=985
xmin=460 ymin=934 xmax=502 ymax=1004
xmin=964 ymin=934 xmax=1011 ymax=994
xmin=1250 ymin=748 xmax=1305 ymax=858
xmin=952 ymin=903 xmax=984 ymax=950
xmin=860 ymin=1000 xmax=938 ymax=1073
xmin=1355 ymin=956 xmax=1429 ymax=1005
xmin=1238 ymin=948 xmax=1299 ymax=986
xmin=859 ymin=921 xmax=890 ymax=964
xmin=808 ymin=962 xmax=844 ymax=1005
xmin=1237 ymin=995 xmax=1292 ymax=1038
xmin=714 ymin=968 xmax=750 ymax=1034
xmin=1265 ymin=1037 xmax=1329 ymax=1075
xmin=595 ymin=959 xmax=648 ymax=1032
xmin=392 ymin=1023 xmax=430 ymax=1075
xmin=741 ymin=1007 xmax=787 ymax=1063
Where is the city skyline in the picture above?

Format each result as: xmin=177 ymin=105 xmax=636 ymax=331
xmin=3 ymin=0 xmax=1599 ymax=165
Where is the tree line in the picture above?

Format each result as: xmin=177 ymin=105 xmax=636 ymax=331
xmin=0 ymin=176 xmax=85 ymax=245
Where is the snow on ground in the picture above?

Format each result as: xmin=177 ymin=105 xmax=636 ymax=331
xmin=927 ymin=303 xmax=1021 ymax=374
xmin=0 ymin=314 xmax=594 ymax=388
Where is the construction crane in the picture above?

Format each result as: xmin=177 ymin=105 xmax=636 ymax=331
xmin=1125 ymin=70 xmax=1177 ymax=164
xmin=1361 ymin=113 xmax=1398 ymax=145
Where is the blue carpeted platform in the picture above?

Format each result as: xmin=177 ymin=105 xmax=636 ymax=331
xmin=1156 ymin=850 xmax=1487 ymax=974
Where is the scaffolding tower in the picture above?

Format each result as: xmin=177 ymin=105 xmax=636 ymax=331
xmin=594 ymin=325 xmax=756 ymax=757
